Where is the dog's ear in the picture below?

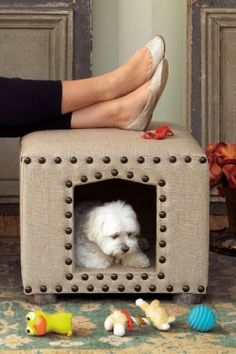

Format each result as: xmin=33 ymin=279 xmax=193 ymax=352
xmin=84 ymin=209 xmax=104 ymax=243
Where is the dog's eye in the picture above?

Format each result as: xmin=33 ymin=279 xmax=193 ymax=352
xmin=127 ymin=232 xmax=133 ymax=237
xmin=112 ymin=233 xmax=119 ymax=239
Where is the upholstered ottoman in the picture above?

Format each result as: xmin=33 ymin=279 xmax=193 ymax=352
xmin=20 ymin=123 xmax=209 ymax=304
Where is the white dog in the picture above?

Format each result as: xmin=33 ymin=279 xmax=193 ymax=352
xmin=74 ymin=200 xmax=150 ymax=269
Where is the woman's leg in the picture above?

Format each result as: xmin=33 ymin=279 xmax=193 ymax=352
xmin=61 ymin=46 xmax=154 ymax=114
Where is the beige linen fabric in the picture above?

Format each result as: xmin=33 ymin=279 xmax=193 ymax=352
xmin=20 ymin=123 xmax=209 ymax=295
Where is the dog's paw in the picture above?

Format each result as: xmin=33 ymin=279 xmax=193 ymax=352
xmin=122 ymin=252 xmax=150 ymax=268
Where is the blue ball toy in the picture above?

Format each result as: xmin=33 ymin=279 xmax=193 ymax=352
xmin=187 ymin=305 xmax=216 ymax=332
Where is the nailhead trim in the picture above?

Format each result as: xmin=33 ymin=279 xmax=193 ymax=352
xmin=24 ymin=157 xmax=31 ymax=164
xmin=25 ymin=286 xmax=32 ymax=293
xmin=184 ymin=156 xmax=192 ymax=163
xmin=111 ymin=274 xmax=118 ymax=280
xmin=111 ymin=169 xmax=118 ymax=176
xmin=159 ymin=256 xmax=166 ymax=263
xmin=86 ymin=157 xmax=93 ymax=164
xmin=38 ymin=157 xmax=46 ymax=164
xmin=65 ymin=243 xmax=72 ymax=250
xmin=118 ymin=285 xmax=125 ymax=292
xmin=65 ymin=227 xmax=72 ymax=234
xmin=149 ymin=285 xmax=156 ymax=292
xmin=65 ymin=197 xmax=72 ymax=204
xmin=198 ymin=286 xmax=205 ymax=293
xmin=56 ymin=286 xmax=62 ymax=293
xmin=159 ymin=240 xmax=166 ymax=248
xmin=95 ymin=172 xmax=102 ymax=179
xmin=120 ymin=156 xmax=128 ymax=163
xmin=134 ymin=285 xmax=141 ymax=292
xmin=158 ymin=272 xmax=165 ymax=279
xmin=127 ymin=171 xmax=134 ymax=179
xmin=142 ymin=175 xmax=149 ymax=183
xmin=126 ymin=273 xmax=133 ymax=280
xmin=199 ymin=156 xmax=207 ymax=163
xmin=71 ymin=285 xmax=79 ymax=292
xmin=153 ymin=157 xmax=161 ymax=163
xmin=158 ymin=179 xmax=166 ymax=187
xmin=87 ymin=285 xmax=94 ymax=292
xmin=103 ymin=156 xmax=110 ymax=163
xmin=159 ymin=211 xmax=166 ymax=218
xmin=65 ymin=181 xmax=73 ymax=188
xmin=65 ymin=258 xmax=72 ymax=265
xmin=169 ymin=156 xmax=177 ymax=163
xmin=54 ymin=157 xmax=62 ymax=164
xmin=137 ymin=156 xmax=145 ymax=163
xmin=141 ymin=273 xmax=148 ymax=280
xmin=96 ymin=273 xmax=104 ymax=280
xmin=81 ymin=175 xmax=88 ymax=183
xmin=40 ymin=286 xmax=47 ymax=293
xmin=81 ymin=274 xmax=89 ymax=281
xmin=183 ymin=285 xmax=190 ymax=292
xmin=66 ymin=273 xmax=73 ymax=280
xmin=167 ymin=285 xmax=174 ymax=292
xmin=159 ymin=195 xmax=166 ymax=202
xmin=70 ymin=157 xmax=77 ymax=163
xmin=160 ymin=225 xmax=167 ymax=232
xmin=65 ymin=212 xmax=72 ymax=218
xmin=102 ymin=285 xmax=109 ymax=292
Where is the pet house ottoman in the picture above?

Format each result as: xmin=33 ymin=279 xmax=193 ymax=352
xmin=20 ymin=123 xmax=209 ymax=305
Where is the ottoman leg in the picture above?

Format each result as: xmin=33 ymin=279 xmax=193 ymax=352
xmin=173 ymin=293 xmax=203 ymax=305
xmin=25 ymin=294 xmax=57 ymax=305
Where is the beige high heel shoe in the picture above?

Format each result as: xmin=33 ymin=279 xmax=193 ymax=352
xmin=127 ymin=58 xmax=169 ymax=131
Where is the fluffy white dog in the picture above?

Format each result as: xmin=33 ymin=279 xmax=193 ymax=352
xmin=74 ymin=200 xmax=150 ymax=269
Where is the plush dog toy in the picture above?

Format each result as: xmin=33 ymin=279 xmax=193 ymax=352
xmin=136 ymin=298 xmax=175 ymax=331
xmin=26 ymin=311 xmax=73 ymax=336
xmin=104 ymin=298 xmax=175 ymax=336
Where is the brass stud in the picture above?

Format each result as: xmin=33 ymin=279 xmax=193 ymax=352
xmin=25 ymin=286 xmax=32 ymax=293
xmin=70 ymin=157 xmax=77 ymax=164
xmin=55 ymin=286 xmax=62 ymax=293
xmin=169 ymin=156 xmax=177 ymax=163
xmin=137 ymin=156 xmax=145 ymax=163
xmin=158 ymin=179 xmax=166 ymax=187
xmin=95 ymin=172 xmax=102 ymax=180
xmin=81 ymin=274 xmax=89 ymax=281
xmin=159 ymin=195 xmax=166 ymax=202
xmin=81 ymin=175 xmax=88 ymax=183
xmin=65 ymin=243 xmax=72 ymax=250
xmin=134 ymin=285 xmax=141 ymax=292
xmin=183 ymin=285 xmax=190 ymax=292
xmin=127 ymin=171 xmax=134 ymax=179
xmin=86 ymin=157 xmax=93 ymax=164
xmin=126 ymin=273 xmax=133 ymax=280
xmin=65 ymin=197 xmax=72 ymax=204
xmin=102 ymin=285 xmax=109 ymax=292
xmin=65 ymin=181 xmax=73 ymax=188
xmin=120 ymin=156 xmax=128 ymax=163
xmin=159 ymin=240 xmax=166 ymax=248
xmin=65 ymin=228 xmax=72 ymax=235
xmin=96 ymin=273 xmax=104 ymax=280
xmin=184 ymin=156 xmax=192 ymax=163
xmin=141 ymin=273 xmax=148 ymax=280
xmin=153 ymin=157 xmax=161 ymax=164
xmin=71 ymin=285 xmax=79 ymax=292
xmin=111 ymin=274 xmax=118 ymax=280
xmin=65 ymin=212 xmax=72 ymax=218
xmin=158 ymin=272 xmax=165 ymax=279
xmin=142 ymin=175 xmax=149 ymax=183
xmin=54 ymin=157 xmax=62 ymax=164
xmin=38 ymin=157 xmax=46 ymax=164
xmin=87 ymin=285 xmax=94 ymax=292
xmin=65 ymin=258 xmax=72 ymax=265
xmin=167 ymin=285 xmax=174 ymax=292
xmin=199 ymin=156 xmax=207 ymax=164
xmin=40 ymin=286 xmax=47 ymax=293
xmin=159 ymin=256 xmax=166 ymax=263
xmin=159 ymin=211 xmax=166 ymax=218
xmin=118 ymin=285 xmax=125 ymax=292
xmin=160 ymin=225 xmax=167 ymax=232
xmin=198 ymin=286 xmax=205 ymax=293
xmin=24 ymin=157 xmax=31 ymax=164
xmin=103 ymin=156 xmax=110 ymax=164
xmin=66 ymin=273 xmax=73 ymax=280
xmin=149 ymin=285 xmax=156 ymax=292
xmin=111 ymin=169 xmax=118 ymax=176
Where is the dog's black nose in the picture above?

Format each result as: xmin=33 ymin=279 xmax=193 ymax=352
xmin=121 ymin=245 xmax=129 ymax=253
